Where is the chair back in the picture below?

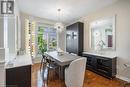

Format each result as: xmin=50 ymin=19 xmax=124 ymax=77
xmin=65 ymin=57 xmax=87 ymax=87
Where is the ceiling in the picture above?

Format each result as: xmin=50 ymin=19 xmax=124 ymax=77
xmin=17 ymin=0 xmax=118 ymax=24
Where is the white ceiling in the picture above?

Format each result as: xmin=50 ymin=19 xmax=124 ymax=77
xmin=17 ymin=0 xmax=118 ymax=24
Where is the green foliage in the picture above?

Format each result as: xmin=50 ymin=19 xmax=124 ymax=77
xmin=49 ymin=38 xmax=57 ymax=50
xmin=38 ymin=26 xmax=57 ymax=53
xmin=38 ymin=28 xmax=47 ymax=54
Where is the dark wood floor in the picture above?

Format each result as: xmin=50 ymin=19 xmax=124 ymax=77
xmin=32 ymin=63 xmax=129 ymax=87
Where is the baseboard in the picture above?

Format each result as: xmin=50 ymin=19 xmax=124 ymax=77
xmin=116 ymin=75 xmax=130 ymax=82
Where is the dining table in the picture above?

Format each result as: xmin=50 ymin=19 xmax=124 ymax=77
xmin=45 ymin=51 xmax=82 ymax=80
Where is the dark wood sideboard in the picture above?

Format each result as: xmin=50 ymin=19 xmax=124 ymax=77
xmin=82 ymin=53 xmax=117 ymax=79
xmin=6 ymin=65 xmax=31 ymax=87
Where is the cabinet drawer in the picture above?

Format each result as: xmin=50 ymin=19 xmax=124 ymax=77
xmin=97 ymin=58 xmax=112 ymax=68
xmin=97 ymin=68 xmax=112 ymax=77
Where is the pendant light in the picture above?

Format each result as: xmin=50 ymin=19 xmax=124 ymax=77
xmin=54 ymin=9 xmax=64 ymax=32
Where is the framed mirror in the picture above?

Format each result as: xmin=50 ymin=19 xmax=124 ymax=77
xmin=90 ymin=16 xmax=116 ymax=51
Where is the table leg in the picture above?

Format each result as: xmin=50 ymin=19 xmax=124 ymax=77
xmin=58 ymin=66 xmax=61 ymax=87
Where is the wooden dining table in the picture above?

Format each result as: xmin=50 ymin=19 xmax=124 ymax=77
xmin=45 ymin=51 xmax=82 ymax=80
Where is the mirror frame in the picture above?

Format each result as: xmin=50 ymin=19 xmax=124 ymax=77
xmin=89 ymin=16 xmax=116 ymax=51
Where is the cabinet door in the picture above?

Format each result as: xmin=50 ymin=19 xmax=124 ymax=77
xmin=72 ymin=31 xmax=78 ymax=54
xmin=66 ymin=29 xmax=72 ymax=53
xmin=96 ymin=58 xmax=112 ymax=77
xmin=97 ymin=58 xmax=112 ymax=68
xmin=6 ymin=65 xmax=31 ymax=87
xmin=0 ymin=65 xmax=5 ymax=86
xmin=71 ymin=23 xmax=78 ymax=54
xmin=86 ymin=55 xmax=97 ymax=70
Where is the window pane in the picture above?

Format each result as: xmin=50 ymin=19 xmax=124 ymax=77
xmin=37 ymin=26 xmax=57 ymax=55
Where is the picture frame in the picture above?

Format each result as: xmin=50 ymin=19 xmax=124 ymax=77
xmin=1 ymin=1 xmax=14 ymax=14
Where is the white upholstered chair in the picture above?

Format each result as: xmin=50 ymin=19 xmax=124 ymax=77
xmin=65 ymin=58 xmax=87 ymax=87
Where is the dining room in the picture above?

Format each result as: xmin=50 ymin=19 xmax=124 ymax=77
xmin=1 ymin=0 xmax=130 ymax=87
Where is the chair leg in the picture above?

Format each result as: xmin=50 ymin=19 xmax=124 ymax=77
xmin=40 ymin=58 xmax=44 ymax=72
xmin=52 ymin=69 xmax=56 ymax=80
xmin=54 ymin=68 xmax=57 ymax=80
xmin=46 ymin=66 xmax=50 ymax=85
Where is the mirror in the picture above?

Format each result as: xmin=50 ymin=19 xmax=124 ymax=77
xmin=90 ymin=16 xmax=115 ymax=51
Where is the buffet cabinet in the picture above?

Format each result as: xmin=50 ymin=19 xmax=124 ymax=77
xmin=82 ymin=53 xmax=117 ymax=79
xmin=66 ymin=22 xmax=84 ymax=56
xmin=6 ymin=65 xmax=31 ymax=87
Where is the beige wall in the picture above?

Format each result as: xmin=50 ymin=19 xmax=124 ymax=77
xmin=79 ymin=0 xmax=130 ymax=81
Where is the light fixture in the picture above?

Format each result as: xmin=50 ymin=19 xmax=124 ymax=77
xmin=54 ymin=9 xmax=64 ymax=32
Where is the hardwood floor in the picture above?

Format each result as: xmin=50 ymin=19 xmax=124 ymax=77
xmin=32 ymin=63 xmax=129 ymax=87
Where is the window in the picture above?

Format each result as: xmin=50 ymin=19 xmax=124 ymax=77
xmin=37 ymin=25 xmax=57 ymax=55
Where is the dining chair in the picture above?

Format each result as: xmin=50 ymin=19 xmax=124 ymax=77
xmin=45 ymin=56 xmax=59 ymax=82
xmin=40 ymin=54 xmax=56 ymax=72
xmin=40 ymin=52 xmax=57 ymax=71
xmin=40 ymin=55 xmax=47 ymax=72
xmin=40 ymin=54 xmax=59 ymax=84
xmin=65 ymin=57 xmax=87 ymax=87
